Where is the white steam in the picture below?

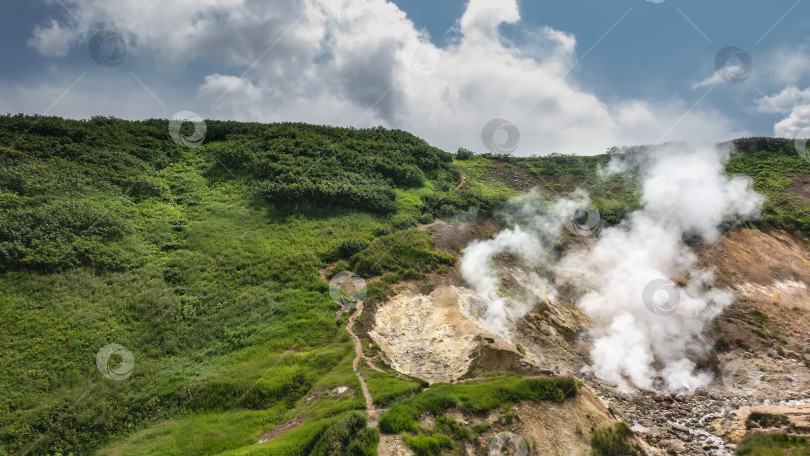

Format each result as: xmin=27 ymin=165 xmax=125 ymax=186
xmin=460 ymin=143 xmax=764 ymax=392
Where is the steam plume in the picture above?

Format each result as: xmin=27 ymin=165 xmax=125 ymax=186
xmin=461 ymin=143 xmax=763 ymax=392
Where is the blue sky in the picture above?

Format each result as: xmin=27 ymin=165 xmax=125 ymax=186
xmin=2 ymin=0 xmax=810 ymax=155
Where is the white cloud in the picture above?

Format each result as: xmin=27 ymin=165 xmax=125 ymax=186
xmin=20 ymin=0 xmax=743 ymax=154
xmin=27 ymin=19 xmax=81 ymax=57
xmin=691 ymin=72 xmax=724 ymax=90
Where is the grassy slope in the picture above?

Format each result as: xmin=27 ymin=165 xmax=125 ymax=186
xmin=1 ymin=115 xmax=809 ymax=456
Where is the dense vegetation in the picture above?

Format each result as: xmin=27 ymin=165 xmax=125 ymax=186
xmin=590 ymin=422 xmax=643 ymax=456
xmin=2 ymin=115 xmax=810 ymax=456
xmin=0 ymin=115 xmax=489 ymax=456
xmin=735 ymin=433 xmax=810 ymax=455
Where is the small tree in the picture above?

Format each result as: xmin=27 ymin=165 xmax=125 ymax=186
xmin=456 ymin=147 xmax=474 ymax=160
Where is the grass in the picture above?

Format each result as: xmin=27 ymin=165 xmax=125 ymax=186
xmin=3 ymin=117 xmax=810 ymax=455
xmin=736 ymin=433 xmax=810 ymax=455
xmin=378 ymin=376 xmax=578 ymax=434
xmin=0 ymin=116 xmax=475 ymax=455
xmin=590 ymin=422 xmax=643 ymax=456
xmin=359 ymin=360 xmax=426 ymax=407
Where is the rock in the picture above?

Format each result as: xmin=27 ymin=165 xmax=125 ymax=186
xmin=695 ymin=388 xmax=708 ymax=397
xmin=671 ymin=423 xmax=690 ymax=433
xmin=675 ymin=394 xmax=686 ymax=402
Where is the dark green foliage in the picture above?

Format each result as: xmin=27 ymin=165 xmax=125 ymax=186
xmin=456 ymin=147 xmax=474 ymax=160
xmin=379 ymin=376 xmax=577 ymax=434
xmin=351 ymin=230 xmax=453 ymax=278
xmin=207 ymin=123 xmax=455 ymax=213
xmin=338 ymin=239 xmax=368 ymax=258
xmin=311 ymin=412 xmax=378 ymax=456
xmin=421 ymin=186 xmax=506 ymax=218
xmin=736 ymin=433 xmax=810 ymax=455
xmin=402 ymin=432 xmax=453 ymax=456
xmin=746 ymin=412 xmax=790 ymax=429
xmin=590 ymin=422 xmax=643 ymax=456
xmin=727 ymin=137 xmax=810 ymax=236
xmin=327 ymin=260 xmax=350 ymax=279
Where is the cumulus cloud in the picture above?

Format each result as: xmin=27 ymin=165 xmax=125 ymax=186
xmin=754 ymin=46 xmax=810 ymax=139
xmin=27 ymin=19 xmax=81 ymax=57
xmin=21 ymin=0 xmax=743 ymax=154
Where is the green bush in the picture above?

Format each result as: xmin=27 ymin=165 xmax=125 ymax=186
xmin=590 ymin=422 xmax=642 ymax=456
xmin=338 ymin=239 xmax=368 ymax=258
xmin=736 ymin=433 xmax=810 ymax=455
xmin=379 ymin=377 xmax=577 ymax=434
xmin=456 ymin=147 xmax=474 ymax=160
xmin=311 ymin=412 xmax=378 ymax=456
xmin=746 ymin=412 xmax=790 ymax=429
xmin=402 ymin=432 xmax=452 ymax=456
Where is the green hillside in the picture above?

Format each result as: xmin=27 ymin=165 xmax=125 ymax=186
xmin=1 ymin=115 xmax=809 ymax=455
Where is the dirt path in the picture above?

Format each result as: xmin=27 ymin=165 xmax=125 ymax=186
xmin=455 ymin=174 xmax=466 ymax=189
xmin=346 ymin=301 xmax=379 ymax=427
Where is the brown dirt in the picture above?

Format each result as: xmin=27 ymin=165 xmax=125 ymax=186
xmin=346 ymin=300 xmax=380 ymax=427
xmin=698 ymin=227 xmax=810 ymax=361
xmin=481 ymin=162 xmax=548 ymax=192
xmin=789 ymin=174 xmax=810 ymax=202
xmin=419 ymin=218 xmax=501 ymax=257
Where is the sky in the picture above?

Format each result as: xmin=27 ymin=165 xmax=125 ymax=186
xmin=1 ymin=0 xmax=810 ymax=155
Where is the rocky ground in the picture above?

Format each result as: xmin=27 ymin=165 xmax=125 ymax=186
xmin=359 ymin=219 xmax=810 ymax=455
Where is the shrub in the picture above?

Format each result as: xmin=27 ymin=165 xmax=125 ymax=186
xmin=338 ymin=240 xmax=368 ymax=258
xmin=311 ymin=412 xmax=377 ymax=456
xmin=746 ymin=412 xmax=790 ymax=429
xmin=456 ymin=148 xmax=474 ymax=160
xmin=590 ymin=422 xmax=642 ymax=456
xmin=327 ymin=260 xmax=350 ymax=279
